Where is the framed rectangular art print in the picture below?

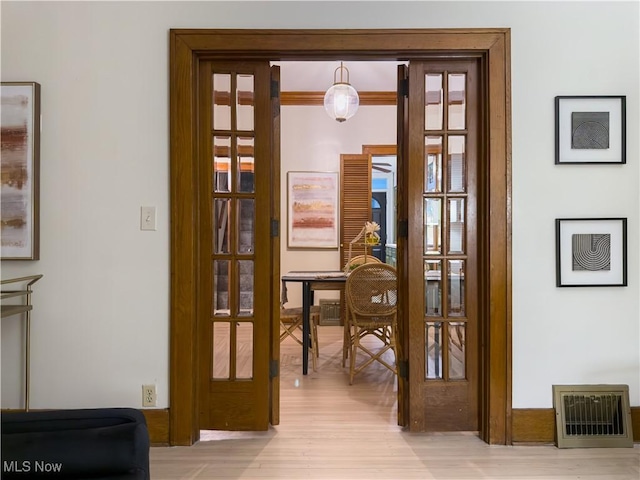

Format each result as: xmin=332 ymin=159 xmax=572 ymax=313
xmin=1 ymin=82 xmax=41 ymax=260
xmin=556 ymin=218 xmax=627 ymax=287
xmin=287 ymin=171 xmax=339 ymax=249
xmin=555 ymin=95 xmax=626 ymax=164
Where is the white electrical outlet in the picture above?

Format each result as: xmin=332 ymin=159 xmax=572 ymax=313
xmin=142 ymin=384 xmax=156 ymax=407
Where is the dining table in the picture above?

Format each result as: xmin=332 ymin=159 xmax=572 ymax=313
xmin=280 ymin=270 xmax=347 ymax=375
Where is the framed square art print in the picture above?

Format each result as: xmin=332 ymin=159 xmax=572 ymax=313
xmin=556 ymin=218 xmax=627 ymax=287
xmin=555 ymin=95 xmax=626 ymax=164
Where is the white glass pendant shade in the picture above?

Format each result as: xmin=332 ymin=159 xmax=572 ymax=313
xmin=323 ymin=63 xmax=359 ymax=122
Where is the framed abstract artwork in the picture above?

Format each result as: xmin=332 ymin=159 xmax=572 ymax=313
xmin=1 ymin=82 xmax=41 ymax=260
xmin=555 ymin=95 xmax=626 ymax=164
xmin=287 ymin=171 xmax=339 ymax=249
xmin=556 ymin=218 xmax=627 ymax=287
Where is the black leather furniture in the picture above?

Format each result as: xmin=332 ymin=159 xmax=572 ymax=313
xmin=1 ymin=407 xmax=150 ymax=479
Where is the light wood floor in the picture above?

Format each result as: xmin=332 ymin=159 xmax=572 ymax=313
xmin=150 ymin=326 xmax=640 ymax=479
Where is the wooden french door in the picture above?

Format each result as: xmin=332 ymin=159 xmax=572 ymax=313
xmin=396 ymin=64 xmax=410 ymax=428
xmin=197 ymin=60 xmax=279 ymax=430
xmin=405 ymin=59 xmax=480 ymax=431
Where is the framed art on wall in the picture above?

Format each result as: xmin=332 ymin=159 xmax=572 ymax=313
xmin=556 ymin=218 xmax=627 ymax=287
xmin=287 ymin=171 xmax=339 ymax=249
xmin=1 ymin=82 xmax=41 ymax=260
xmin=555 ymin=95 xmax=626 ymax=164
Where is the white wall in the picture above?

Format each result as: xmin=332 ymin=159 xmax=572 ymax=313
xmin=1 ymin=1 xmax=638 ymax=410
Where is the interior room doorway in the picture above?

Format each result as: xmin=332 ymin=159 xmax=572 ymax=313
xmin=275 ymin=62 xmax=400 ymax=431
xmin=169 ymin=28 xmax=511 ymax=446
xmin=371 ymin=192 xmax=387 ymax=262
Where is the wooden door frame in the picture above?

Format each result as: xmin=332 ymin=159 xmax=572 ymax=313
xmin=169 ymin=28 xmax=512 ymax=446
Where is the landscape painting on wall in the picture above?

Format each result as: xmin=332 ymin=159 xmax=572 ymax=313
xmin=287 ymin=171 xmax=339 ymax=249
xmin=1 ymin=82 xmax=40 ymax=260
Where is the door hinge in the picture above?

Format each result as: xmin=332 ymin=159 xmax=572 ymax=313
xmin=399 ymin=78 xmax=409 ymax=98
xmin=271 ymin=79 xmax=279 ymax=99
xmin=397 ymin=219 xmax=408 ymax=238
xmin=270 ymin=359 xmax=279 ymax=378
xmin=398 ymin=360 xmax=409 ymax=379
xmin=270 ymin=219 xmax=279 ymax=237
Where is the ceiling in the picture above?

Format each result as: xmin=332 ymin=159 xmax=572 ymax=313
xmin=274 ymin=61 xmax=406 ymax=92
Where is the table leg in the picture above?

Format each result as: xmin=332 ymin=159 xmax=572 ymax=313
xmin=25 ymin=308 xmax=31 ymax=411
xmin=302 ymin=281 xmax=311 ymax=375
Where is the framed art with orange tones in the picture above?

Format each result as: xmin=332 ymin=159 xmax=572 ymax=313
xmin=287 ymin=171 xmax=339 ymax=249
xmin=1 ymin=82 xmax=40 ymax=260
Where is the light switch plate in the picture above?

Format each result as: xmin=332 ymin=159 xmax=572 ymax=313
xmin=140 ymin=206 xmax=157 ymax=231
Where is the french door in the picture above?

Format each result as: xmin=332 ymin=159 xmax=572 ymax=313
xmin=197 ymin=60 xmax=279 ymax=430
xmin=405 ymin=59 xmax=480 ymax=431
xmin=197 ymin=58 xmax=480 ymax=432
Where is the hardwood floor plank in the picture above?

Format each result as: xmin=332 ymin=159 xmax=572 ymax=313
xmin=151 ymin=326 xmax=640 ymax=479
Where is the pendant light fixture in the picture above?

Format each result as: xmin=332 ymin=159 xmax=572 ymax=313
xmin=323 ymin=62 xmax=359 ymax=123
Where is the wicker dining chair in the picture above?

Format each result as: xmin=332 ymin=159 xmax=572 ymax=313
xmin=344 ymin=263 xmax=398 ymax=384
xmin=280 ymin=305 xmax=321 ymax=371
xmin=341 ymin=255 xmax=386 ymax=367
xmin=344 ymin=254 xmax=382 ymax=272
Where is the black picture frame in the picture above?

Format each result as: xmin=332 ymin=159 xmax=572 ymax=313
xmin=555 ymin=95 xmax=626 ymax=164
xmin=556 ymin=218 xmax=627 ymax=287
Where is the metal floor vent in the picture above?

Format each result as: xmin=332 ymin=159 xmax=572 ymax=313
xmin=319 ymin=299 xmax=341 ymax=326
xmin=553 ymin=384 xmax=633 ymax=448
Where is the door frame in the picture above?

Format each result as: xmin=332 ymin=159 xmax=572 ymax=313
xmin=169 ymin=28 xmax=512 ymax=446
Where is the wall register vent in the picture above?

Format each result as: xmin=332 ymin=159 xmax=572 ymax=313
xmin=319 ymin=299 xmax=341 ymax=326
xmin=552 ymin=384 xmax=633 ymax=448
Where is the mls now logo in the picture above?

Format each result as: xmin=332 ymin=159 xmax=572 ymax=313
xmin=3 ymin=460 xmax=63 ymax=473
